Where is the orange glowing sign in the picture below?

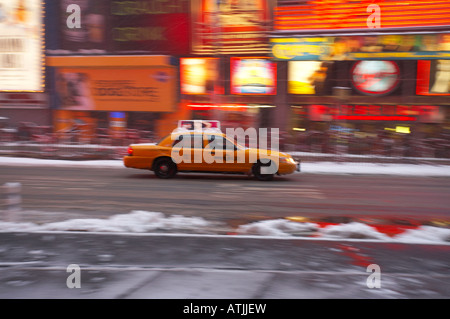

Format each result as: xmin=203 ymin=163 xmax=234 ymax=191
xmin=275 ymin=0 xmax=450 ymax=31
xmin=180 ymin=58 xmax=223 ymax=95
xmin=55 ymin=67 xmax=176 ymax=112
xmin=191 ymin=0 xmax=270 ymax=55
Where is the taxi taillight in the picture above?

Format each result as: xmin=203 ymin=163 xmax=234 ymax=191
xmin=127 ymin=146 xmax=133 ymax=156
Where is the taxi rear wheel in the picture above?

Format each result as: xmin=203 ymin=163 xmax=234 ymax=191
xmin=252 ymin=161 xmax=274 ymax=181
xmin=153 ymin=158 xmax=177 ymax=179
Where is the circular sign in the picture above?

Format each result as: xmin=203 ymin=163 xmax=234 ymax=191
xmin=351 ymin=61 xmax=400 ymax=96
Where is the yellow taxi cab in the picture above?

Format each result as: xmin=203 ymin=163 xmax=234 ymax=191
xmin=123 ymin=120 xmax=300 ymax=181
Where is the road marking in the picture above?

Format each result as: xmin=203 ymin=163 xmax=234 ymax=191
xmin=211 ymin=184 xmax=326 ymax=200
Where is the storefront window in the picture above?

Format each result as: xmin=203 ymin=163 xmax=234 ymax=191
xmin=287 ymin=105 xmax=450 ymax=158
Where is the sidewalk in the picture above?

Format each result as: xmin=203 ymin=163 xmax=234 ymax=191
xmin=0 ymin=231 xmax=449 ymax=299
xmin=2 ymin=155 xmax=450 ymax=177
xmin=2 ymin=142 xmax=450 ymax=165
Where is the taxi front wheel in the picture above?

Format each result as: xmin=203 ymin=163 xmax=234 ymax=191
xmin=153 ymin=158 xmax=177 ymax=179
xmin=252 ymin=161 xmax=274 ymax=181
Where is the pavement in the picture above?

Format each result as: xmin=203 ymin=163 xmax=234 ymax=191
xmin=2 ymin=142 xmax=450 ymax=165
xmin=0 ymin=231 xmax=449 ymax=300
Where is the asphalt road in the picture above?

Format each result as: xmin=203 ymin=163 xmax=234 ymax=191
xmin=1 ymin=165 xmax=449 ymax=227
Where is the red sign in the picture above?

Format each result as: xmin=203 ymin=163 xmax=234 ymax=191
xmin=417 ymin=60 xmax=450 ymax=95
xmin=110 ymin=0 xmax=190 ymax=55
xmin=309 ymin=104 xmax=443 ymax=123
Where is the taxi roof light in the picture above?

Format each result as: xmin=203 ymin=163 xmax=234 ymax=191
xmin=173 ymin=120 xmax=222 ymax=134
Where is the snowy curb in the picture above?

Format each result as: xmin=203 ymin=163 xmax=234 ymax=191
xmin=0 ymin=211 xmax=449 ymax=244
xmin=235 ymin=218 xmax=450 ymax=244
xmin=0 ymin=211 xmax=220 ymax=235
xmin=1 ymin=156 xmax=450 ymax=176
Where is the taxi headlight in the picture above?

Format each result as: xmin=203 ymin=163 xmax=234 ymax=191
xmin=280 ymin=157 xmax=295 ymax=164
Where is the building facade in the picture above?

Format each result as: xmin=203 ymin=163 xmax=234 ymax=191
xmin=43 ymin=0 xmax=279 ymax=142
xmin=2 ymin=0 xmax=449 ymax=158
xmin=269 ymin=0 xmax=450 ymax=156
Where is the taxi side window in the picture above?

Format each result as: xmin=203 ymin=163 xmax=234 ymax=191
xmin=224 ymin=138 xmax=238 ymax=151
xmin=205 ymin=135 xmax=219 ymax=149
xmin=172 ymin=135 xmax=203 ymax=148
xmin=172 ymin=135 xmax=183 ymax=147
xmin=205 ymin=135 xmax=236 ymax=151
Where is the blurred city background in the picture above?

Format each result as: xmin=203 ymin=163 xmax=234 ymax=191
xmin=0 ymin=0 xmax=449 ymax=161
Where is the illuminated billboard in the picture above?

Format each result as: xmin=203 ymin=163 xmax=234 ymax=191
xmin=230 ymin=57 xmax=276 ymax=95
xmin=110 ymin=0 xmax=190 ymax=55
xmin=351 ymin=61 xmax=400 ymax=96
xmin=288 ymin=61 xmax=331 ymax=95
xmin=0 ymin=0 xmax=44 ymax=91
xmin=55 ymin=67 xmax=176 ymax=112
xmin=309 ymin=104 xmax=444 ymax=123
xmin=271 ymin=34 xmax=450 ymax=61
xmin=274 ymin=0 xmax=450 ymax=32
xmin=417 ymin=60 xmax=450 ymax=95
xmin=180 ymin=58 xmax=222 ymax=95
xmin=59 ymin=0 xmax=190 ymax=55
xmin=191 ymin=0 xmax=270 ymax=55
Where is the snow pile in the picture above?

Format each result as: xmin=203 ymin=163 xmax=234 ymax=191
xmin=394 ymin=226 xmax=450 ymax=243
xmin=235 ymin=219 xmax=318 ymax=237
xmin=0 ymin=221 xmax=41 ymax=232
xmin=236 ymin=219 xmax=450 ymax=243
xmin=0 ymin=211 xmax=449 ymax=244
xmin=0 ymin=211 xmax=216 ymax=234
xmin=0 ymin=157 xmax=123 ymax=168
xmin=318 ymin=222 xmax=391 ymax=240
xmin=236 ymin=219 xmax=392 ymax=239
xmin=300 ymin=162 xmax=450 ymax=176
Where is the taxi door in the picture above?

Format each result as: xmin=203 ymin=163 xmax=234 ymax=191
xmin=172 ymin=134 xmax=205 ymax=171
xmin=203 ymin=134 xmax=242 ymax=172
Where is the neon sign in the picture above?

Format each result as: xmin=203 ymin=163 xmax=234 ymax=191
xmin=417 ymin=60 xmax=450 ymax=95
xmin=308 ymin=104 xmax=442 ymax=123
xmin=274 ymin=0 xmax=450 ymax=31
xmin=230 ymin=57 xmax=277 ymax=95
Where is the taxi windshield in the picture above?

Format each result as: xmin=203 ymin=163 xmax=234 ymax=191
xmin=225 ymin=136 xmax=245 ymax=150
